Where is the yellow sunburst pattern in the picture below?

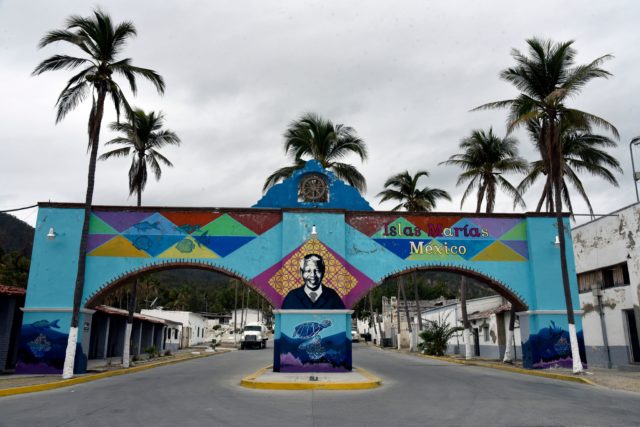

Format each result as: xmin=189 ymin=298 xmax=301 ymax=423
xmin=268 ymin=239 xmax=358 ymax=297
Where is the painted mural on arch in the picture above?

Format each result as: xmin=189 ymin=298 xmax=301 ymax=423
xmin=274 ymin=311 xmax=352 ymax=372
xmin=85 ymin=210 xmax=530 ymax=310
xmin=16 ymin=317 xmax=86 ymax=375
xmin=522 ymin=321 xmax=587 ymax=369
xmin=346 ymin=214 xmax=528 ymax=262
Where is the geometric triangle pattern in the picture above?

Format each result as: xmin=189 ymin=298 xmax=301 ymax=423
xmin=87 ymin=210 xmax=277 ymax=258
xmin=89 ymin=214 xmax=118 ymax=235
xmin=158 ymin=236 xmax=219 ymax=259
xmin=194 ymin=214 xmax=257 ymax=237
xmin=267 ymin=239 xmax=358 ymax=298
xmin=193 ymin=236 xmax=255 ymax=257
xmin=88 ymin=235 xmax=150 ymax=258
xmin=365 ymin=216 xmax=528 ymax=261
xmin=471 ymin=241 xmax=526 ymax=262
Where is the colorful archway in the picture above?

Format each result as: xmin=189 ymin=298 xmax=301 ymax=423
xmin=17 ymin=161 xmax=583 ymax=373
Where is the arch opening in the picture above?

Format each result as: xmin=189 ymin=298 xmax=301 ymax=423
xmin=83 ymin=262 xmax=274 ymax=363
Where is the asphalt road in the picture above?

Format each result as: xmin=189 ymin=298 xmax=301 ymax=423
xmin=1 ymin=344 xmax=640 ymax=427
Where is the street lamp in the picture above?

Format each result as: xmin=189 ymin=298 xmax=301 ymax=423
xmin=629 ymin=138 xmax=640 ymax=202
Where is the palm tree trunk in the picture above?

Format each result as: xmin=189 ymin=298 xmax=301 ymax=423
xmin=368 ymin=291 xmax=379 ymax=346
xmin=399 ymin=277 xmax=413 ymax=350
xmin=536 ymin=177 xmax=550 ymax=212
xmin=485 ymin=178 xmax=496 ymax=213
xmin=413 ymin=277 xmax=423 ymax=332
xmin=233 ymin=279 xmax=238 ymax=348
xmin=476 ymin=182 xmax=486 ymax=213
xmin=550 ymin=123 xmax=583 ymax=373
xmin=503 ymin=305 xmax=516 ymax=363
xmin=396 ymin=283 xmax=402 ymax=350
xmin=246 ymin=288 xmax=251 ymax=324
xmin=123 ymin=190 xmax=142 ymax=368
xmin=240 ymin=284 xmax=245 ymax=330
xmin=62 ymin=86 xmax=107 ymax=379
xmin=460 ymin=276 xmax=472 ymax=359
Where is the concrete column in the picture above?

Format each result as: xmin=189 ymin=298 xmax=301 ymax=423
xmin=137 ymin=321 xmax=143 ymax=356
xmin=103 ymin=317 xmax=111 ymax=359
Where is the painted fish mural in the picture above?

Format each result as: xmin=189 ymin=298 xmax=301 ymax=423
xmin=293 ymin=320 xmax=332 ymax=360
xmin=30 ymin=319 xmax=60 ymax=330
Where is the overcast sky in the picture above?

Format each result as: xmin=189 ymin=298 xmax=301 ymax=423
xmin=1 ymin=1 xmax=638 ymax=228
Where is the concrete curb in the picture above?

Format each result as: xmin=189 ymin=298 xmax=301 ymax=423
xmin=240 ymin=365 xmax=382 ymax=390
xmin=0 ymin=350 xmax=228 ymax=397
xmin=399 ymin=349 xmax=596 ymax=386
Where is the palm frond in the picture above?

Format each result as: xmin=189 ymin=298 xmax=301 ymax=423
xmin=98 ymin=147 xmax=130 ymax=160
xmin=262 ymin=161 xmax=305 ymax=193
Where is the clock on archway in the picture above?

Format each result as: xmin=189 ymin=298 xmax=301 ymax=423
xmin=299 ymin=173 xmax=328 ymax=202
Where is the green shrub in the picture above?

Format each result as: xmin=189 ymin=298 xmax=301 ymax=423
xmin=145 ymin=346 xmax=157 ymax=358
xmin=418 ymin=315 xmax=463 ymax=356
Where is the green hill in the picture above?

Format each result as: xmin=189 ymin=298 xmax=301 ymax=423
xmin=0 ymin=212 xmax=34 ymax=255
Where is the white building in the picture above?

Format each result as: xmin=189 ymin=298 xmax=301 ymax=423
xmin=229 ymin=309 xmax=264 ymax=329
xmin=572 ymin=202 xmax=640 ymax=368
xmin=141 ymin=310 xmax=209 ymax=347
xmin=421 ymin=295 xmax=522 ymax=359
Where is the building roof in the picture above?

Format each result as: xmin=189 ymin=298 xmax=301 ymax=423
xmin=95 ymin=305 xmax=180 ymax=325
xmin=0 ymin=285 xmax=26 ymax=296
xmin=467 ymin=303 xmax=511 ymax=321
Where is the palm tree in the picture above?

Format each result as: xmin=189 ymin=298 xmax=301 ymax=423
xmin=263 ymin=112 xmax=368 ymax=193
xmin=378 ymin=172 xmax=449 ymax=350
xmin=33 ymin=9 xmax=165 ymax=378
xmin=475 ymin=38 xmax=618 ymax=373
xmin=100 ymin=109 xmax=181 ymax=205
xmin=99 ymin=108 xmax=179 ymax=368
xmin=440 ymin=128 xmax=528 ymax=213
xmin=519 ymin=120 xmax=621 ymax=216
xmin=377 ymin=170 xmax=451 ymax=211
xmin=441 ymin=128 xmax=527 ymax=358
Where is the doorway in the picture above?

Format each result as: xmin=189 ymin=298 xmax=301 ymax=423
xmin=624 ymin=309 xmax=640 ymax=363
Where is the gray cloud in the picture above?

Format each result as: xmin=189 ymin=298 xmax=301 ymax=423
xmin=1 ymin=0 xmax=637 ymax=227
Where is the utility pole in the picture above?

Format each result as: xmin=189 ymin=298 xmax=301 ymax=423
xmin=368 ymin=291 xmax=379 ymax=345
xmin=233 ymin=280 xmax=238 ymax=348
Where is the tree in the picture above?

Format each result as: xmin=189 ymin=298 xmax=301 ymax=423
xmin=418 ymin=315 xmax=463 ymax=356
xmin=475 ymin=38 xmax=618 ymax=373
xmin=33 ymin=9 xmax=165 ymax=378
xmin=440 ymin=128 xmax=528 ymax=213
xmin=99 ymin=108 xmax=179 ymax=368
xmin=100 ymin=109 xmax=181 ymax=206
xmin=263 ymin=112 xmax=368 ymax=193
xmin=377 ymin=170 xmax=451 ymax=212
xmin=440 ymin=128 xmax=527 ymax=359
xmin=519 ymin=120 xmax=621 ymax=216
xmin=377 ymin=171 xmax=449 ymax=349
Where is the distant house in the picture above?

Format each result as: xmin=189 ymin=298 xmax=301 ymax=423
xmin=141 ymin=310 xmax=209 ymax=347
xmin=572 ymin=202 xmax=640 ymax=368
xmin=0 ymin=285 xmax=26 ymax=372
xmin=229 ymin=309 xmax=266 ymax=329
xmin=421 ymin=295 xmax=521 ymax=359
xmin=379 ymin=296 xmax=458 ymax=348
xmin=88 ymin=306 xmax=177 ymax=360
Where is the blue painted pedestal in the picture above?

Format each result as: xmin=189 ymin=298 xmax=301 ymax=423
xmin=273 ymin=310 xmax=353 ymax=372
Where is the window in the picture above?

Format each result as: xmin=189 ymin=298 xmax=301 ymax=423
xmin=483 ymin=326 xmax=490 ymax=342
xmin=174 ymin=329 xmax=178 ymax=339
xmin=577 ymin=262 xmax=631 ymax=293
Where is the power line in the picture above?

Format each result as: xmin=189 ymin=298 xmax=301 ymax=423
xmin=0 ymin=204 xmax=38 ymax=213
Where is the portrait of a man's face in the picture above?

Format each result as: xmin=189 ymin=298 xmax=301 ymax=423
xmin=281 ymin=253 xmax=345 ymax=309
xmin=301 ymin=255 xmax=324 ymax=291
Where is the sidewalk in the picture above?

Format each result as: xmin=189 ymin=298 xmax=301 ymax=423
xmin=0 ymin=348 xmax=230 ymax=397
xmin=380 ymin=345 xmax=640 ymax=393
